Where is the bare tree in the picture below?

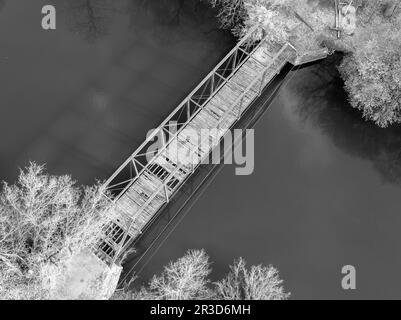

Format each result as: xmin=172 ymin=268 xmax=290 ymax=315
xmin=0 ymin=162 xmax=112 ymax=299
xmin=215 ymin=258 xmax=290 ymax=300
xmin=133 ymin=249 xmax=213 ymax=300
xmin=113 ymin=251 xmax=290 ymax=300
xmin=208 ymin=0 xmax=246 ymax=29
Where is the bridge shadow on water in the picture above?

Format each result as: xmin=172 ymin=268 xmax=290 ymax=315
xmin=119 ymin=55 xmax=401 ymax=286
xmin=119 ymin=63 xmax=296 ymax=287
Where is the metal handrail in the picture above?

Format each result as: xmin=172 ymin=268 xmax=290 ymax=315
xmin=104 ymin=26 xmax=268 ymax=202
xmin=110 ymin=43 xmax=296 ymax=262
xmin=103 ymin=25 xmax=261 ymax=191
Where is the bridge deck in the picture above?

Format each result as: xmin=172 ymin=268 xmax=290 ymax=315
xmin=93 ymin=27 xmax=301 ymax=264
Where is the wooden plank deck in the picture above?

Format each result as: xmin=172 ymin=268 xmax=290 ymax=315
xmin=94 ymin=34 xmax=298 ymax=264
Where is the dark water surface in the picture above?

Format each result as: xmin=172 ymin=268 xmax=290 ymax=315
xmin=2 ymin=1 xmax=401 ymax=300
xmin=0 ymin=0 xmax=232 ymax=183
xmin=130 ymin=60 xmax=401 ymax=300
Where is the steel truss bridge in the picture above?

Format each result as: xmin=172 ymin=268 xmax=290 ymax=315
xmin=92 ymin=25 xmax=328 ymax=265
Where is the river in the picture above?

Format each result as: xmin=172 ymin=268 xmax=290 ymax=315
xmin=0 ymin=0 xmax=233 ymax=183
xmin=125 ymin=57 xmax=401 ymax=299
xmin=1 ymin=0 xmax=401 ymax=300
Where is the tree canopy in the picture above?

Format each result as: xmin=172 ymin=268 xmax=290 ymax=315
xmin=113 ymin=249 xmax=290 ymax=300
xmin=0 ymin=163 xmax=111 ymax=299
xmin=215 ymin=257 xmax=290 ymax=300
xmin=208 ymin=0 xmax=401 ymax=127
xmin=339 ymin=16 xmax=401 ymax=127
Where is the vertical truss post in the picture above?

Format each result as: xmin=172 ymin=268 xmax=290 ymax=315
xmin=164 ymin=183 xmax=169 ymax=202
xmin=186 ymin=101 xmax=191 ymax=119
xmin=132 ymin=159 xmax=139 ymax=176
xmin=232 ymin=49 xmax=238 ymax=71
xmin=111 ymin=218 xmax=132 ymax=265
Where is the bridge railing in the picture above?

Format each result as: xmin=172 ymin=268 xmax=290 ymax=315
xmin=105 ymin=43 xmax=296 ymax=264
xmin=96 ymin=25 xmax=301 ymax=264
xmin=103 ymin=25 xmax=268 ymax=201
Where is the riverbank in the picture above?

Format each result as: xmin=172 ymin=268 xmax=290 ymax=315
xmin=210 ymin=0 xmax=401 ymax=127
xmin=210 ymin=0 xmax=400 ymax=52
xmin=0 ymin=0 xmax=234 ymax=300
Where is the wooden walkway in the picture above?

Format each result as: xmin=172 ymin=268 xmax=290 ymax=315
xmin=92 ymin=26 xmax=327 ymax=265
